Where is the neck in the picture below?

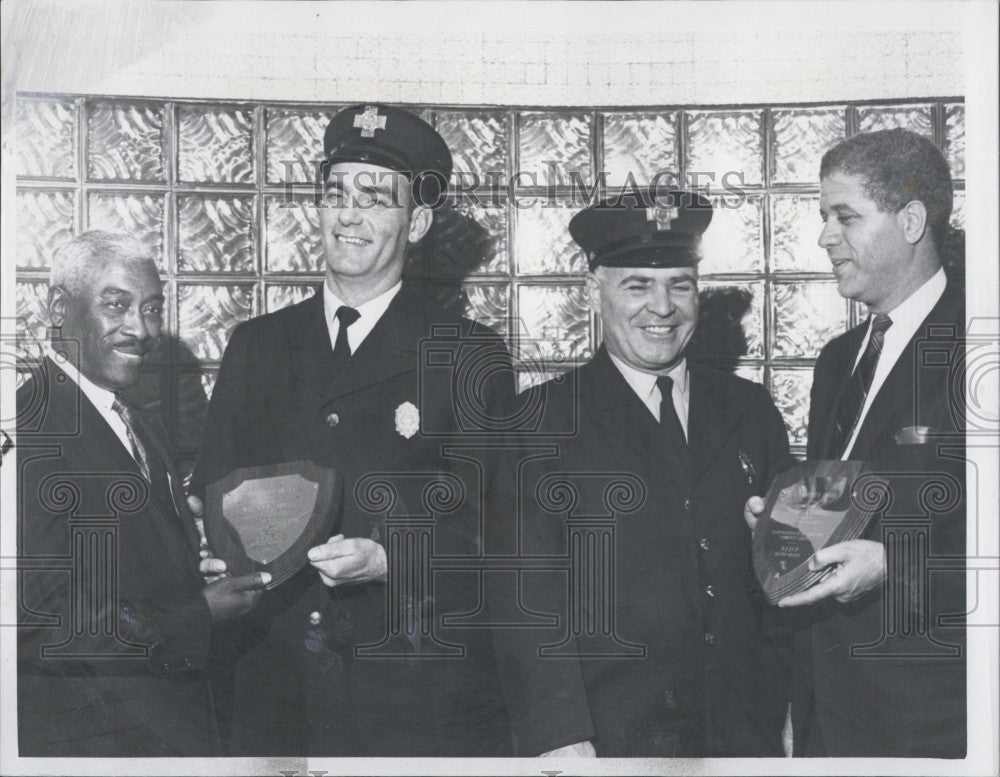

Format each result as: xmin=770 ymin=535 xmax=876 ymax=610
xmin=869 ymin=257 xmax=941 ymax=315
xmin=325 ymin=271 xmax=402 ymax=307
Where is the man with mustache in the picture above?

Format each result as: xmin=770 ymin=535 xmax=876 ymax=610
xmin=491 ymin=189 xmax=793 ymax=756
xmin=745 ymin=128 xmax=966 ymax=757
xmin=16 ymin=231 xmax=268 ymax=756
xmin=191 ymin=105 xmax=515 ymax=755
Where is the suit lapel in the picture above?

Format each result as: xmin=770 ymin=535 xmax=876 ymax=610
xmin=814 ymin=325 xmax=867 ymax=458
xmin=849 ymin=285 xmax=963 ymax=461
xmin=687 ymin=364 xmax=742 ymax=478
xmin=291 ymin=284 xmax=421 ymax=405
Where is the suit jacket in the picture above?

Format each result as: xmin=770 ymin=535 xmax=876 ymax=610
xmin=490 ymin=347 xmax=793 ymax=756
xmin=17 ymin=356 xmax=219 ymax=757
xmin=190 ymin=282 xmax=515 ymax=756
xmin=799 ymin=283 xmax=966 ymax=757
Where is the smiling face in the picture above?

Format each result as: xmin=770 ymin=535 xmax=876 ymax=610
xmin=49 ymin=257 xmax=164 ymax=392
xmin=588 ymin=265 xmax=699 ymax=374
xmin=818 ymin=171 xmax=919 ymax=313
xmin=318 ymin=161 xmax=432 ymax=303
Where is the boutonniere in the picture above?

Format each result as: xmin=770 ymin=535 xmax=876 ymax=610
xmin=395 ymin=401 xmax=419 ymax=439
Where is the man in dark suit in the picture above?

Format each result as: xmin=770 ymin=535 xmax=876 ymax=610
xmin=16 ymin=230 xmax=267 ymax=757
xmin=191 ymin=105 xmax=515 ymax=755
xmin=746 ymin=128 xmax=966 ymax=757
xmin=490 ymin=189 xmax=793 ymax=757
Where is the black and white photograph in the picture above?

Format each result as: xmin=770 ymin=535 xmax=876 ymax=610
xmin=1 ymin=1 xmax=997 ymax=775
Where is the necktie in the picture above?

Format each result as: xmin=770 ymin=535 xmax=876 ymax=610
xmin=833 ymin=313 xmax=893 ymax=456
xmin=111 ymin=395 xmax=152 ymax=482
xmin=332 ymin=305 xmax=361 ymax=360
xmin=656 ymin=376 xmax=687 ymax=446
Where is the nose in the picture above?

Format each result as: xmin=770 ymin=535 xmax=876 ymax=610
xmin=337 ymin=202 xmax=363 ymax=226
xmin=645 ymin=284 xmax=675 ymax=318
xmin=119 ymin=304 xmax=154 ymax=343
xmin=818 ymin=215 xmax=841 ymax=250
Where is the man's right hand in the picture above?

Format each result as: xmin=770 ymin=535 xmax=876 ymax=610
xmin=201 ymin=572 xmax=270 ymax=623
xmin=744 ymin=495 xmax=765 ymax=534
xmin=539 ymin=740 xmax=597 ymax=757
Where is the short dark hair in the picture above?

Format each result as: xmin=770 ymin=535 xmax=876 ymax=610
xmin=820 ymin=128 xmax=953 ymax=249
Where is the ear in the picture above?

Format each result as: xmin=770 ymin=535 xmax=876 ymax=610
xmin=898 ymin=200 xmax=928 ymax=245
xmin=407 ymin=205 xmax=433 ymax=244
xmin=47 ymin=285 xmax=68 ymax=328
xmin=585 ymin=272 xmax=602 ymax=313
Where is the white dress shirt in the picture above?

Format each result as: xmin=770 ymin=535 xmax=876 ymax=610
xmin=323 ymin=280 xmax=402 ymax=355
xmin=842 ymin=267 xmax=946 ymax=458
xmin=608 ymin=352 xmax=690 ymax=441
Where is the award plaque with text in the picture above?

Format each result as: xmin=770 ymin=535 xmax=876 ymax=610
xmin=204 ymin=460 xmax=342 ymax=589
xmin=752 ymin=459 xmax=886 ymax=604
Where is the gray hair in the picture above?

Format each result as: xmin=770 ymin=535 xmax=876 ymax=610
xmin=50 ymin=231 xmax=155 ymax=295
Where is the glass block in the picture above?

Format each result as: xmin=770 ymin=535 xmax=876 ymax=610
xmin=771 ymin=194 xmax=830 ymax=273
xmin=436 ymin=111 xmax=508 ymax=185
xmin=687 ymin=109 xmax=763 ymax=187
xmin=950 ymin=190 xmax=964 ymax=230
xmin=602 ymin=112 xmax=678 ymax=188
xmin=462 ymin=283 xmax=510 ymax=340
xmin=428 ymin=199 xmax=508 ymax=276
xmin=515 ymin=200 xmax=586 ymax=275
xmin=178 ymin=105 xmax=254 ymax=184
xmin=771 ymin=107 xmax=845 ymax=184
xmin=515 ymin=283 xmax=592 ymax=368
xmin=17 ymin=189 xmax=76 ymax=270
xmin=265 ymin=196 xmax=325 ymax=273
xmin=16 ymin=98 xmax=76 ymax=179
xmin=518 ymin=113 xmax=591 ymax=188
xmin=265 ymin=283 xmax=316 ymax=313
xmin=770 ymin=368 xmax=812 ymax=446
xmin=16 ymin=281 xmax=50 ymax=354
xmin=177 ymin=283 xmax=255 ymax=361
xmin=944 ymin=104 xmax=964 ymax=180
xmin=87 ymin=101 xmax=165 ymax=181
xmin=177 ymin=195 xmax=256 ymax=273
xmin=772 ymin=281 xmax=848 ymax=359
xmin=266 ymin=108 xmax=333 ymax=185
xmin=201 ymin=370 xmax=218 ymax=401
xmin=696 ymin=280 xmax=765 ymax=360
xmin=87 ymin=192 xmax=165 ymax=269
xmin=517 ymin=367 xmax=572 ymax=394
xmin=699 ymin=196 xmax=763 ymax=274
xmin=857 ymin=104 xmax=933 ymax=137
xmin=735 ymin=365 xmax=764 ymax=385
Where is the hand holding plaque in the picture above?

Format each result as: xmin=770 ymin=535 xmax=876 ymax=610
xmin=752 ymin=460 xmax=887 ymax=604
xmin=203 ymin=460 xmax=343 ymax=589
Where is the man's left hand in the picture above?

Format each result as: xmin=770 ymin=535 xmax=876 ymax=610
xmin=308 ymin=534 xmax=387 ymax=587
xmin=777 ymin=539 xmax=886 ymax=607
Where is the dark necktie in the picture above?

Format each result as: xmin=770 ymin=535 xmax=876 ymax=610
xmin=332 ymin=305 xmax=361 ymax=360
xmin=833 ymin=313 xmax=893 ymax=456
xmin=656 ymin=375 xmax=687 ymax=447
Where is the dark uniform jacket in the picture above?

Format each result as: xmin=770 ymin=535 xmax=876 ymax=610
xmin=17 ymin=356 xmax=219 ymax=757
xmin=490 ymin=346 xmax=793 ymax=756
xmin=797 ymin=282 xmax=966 ymax=757
xmin=191 ymin=283 xmax=514 ymax=756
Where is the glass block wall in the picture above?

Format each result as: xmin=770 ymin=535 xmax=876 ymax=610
xmin=13 ymin=95 xmax=965 ymax=463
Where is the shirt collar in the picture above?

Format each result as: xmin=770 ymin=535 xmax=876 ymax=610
xmin=44 ymin=344 xmax=118 ymax=414
xmin=883 ymin=266 xmax=947 ymax=331
xmin=323 ymin=279 xmax=402 ymax=329
xmin=608 ymin=351 xmax=689 ymax=401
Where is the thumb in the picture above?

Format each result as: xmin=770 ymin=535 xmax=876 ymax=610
xmin=186 ymin=494 xmax=204 ymax=517
xmin=808 ymin=545 xmax=844 ymax=571
xmin=231 ymin=571 xmax=271 ymax=591
xmin=747 ymin=496 xmax=765 ymax=515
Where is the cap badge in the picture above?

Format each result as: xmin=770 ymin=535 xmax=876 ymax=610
xmin=354 ymin=105 xmax=387 ymax=138
xmin=646 ymin=205 xmax=678 ymax=231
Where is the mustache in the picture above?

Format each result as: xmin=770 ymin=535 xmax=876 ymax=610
xmin=109 ymin=337 xmax=153 ymax=355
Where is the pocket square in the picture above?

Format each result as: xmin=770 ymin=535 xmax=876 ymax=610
xmin=894 ymin=425 xmax=934 ymax=445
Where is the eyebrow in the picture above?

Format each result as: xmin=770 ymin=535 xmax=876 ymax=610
xmin=99 ymin=287 xmax=164 ymax=303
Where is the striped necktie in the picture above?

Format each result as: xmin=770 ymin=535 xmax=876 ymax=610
xmin=111 ymin=395 xmax=152 ymax=482
xmin=833 ymin=313 xmax=893 ymax=456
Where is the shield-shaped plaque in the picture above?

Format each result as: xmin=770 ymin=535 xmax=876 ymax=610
xmin=204 ymin=460 xmax=342 ymax=589
xmin=752 ymin=459 xmax=885 ymax=604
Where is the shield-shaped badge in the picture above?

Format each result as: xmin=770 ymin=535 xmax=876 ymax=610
xmin=204 ymin=460 xmax=342 ymax=589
